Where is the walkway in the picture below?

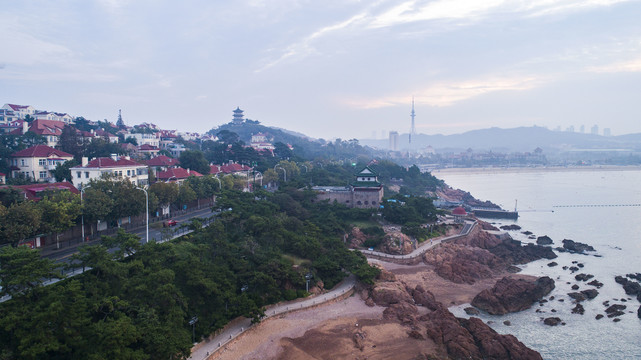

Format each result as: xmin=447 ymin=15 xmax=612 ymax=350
xmin=188 ymin=274 xmax=357 ymax=360
xmin=358 ymin=220 xmax=476 ymax=262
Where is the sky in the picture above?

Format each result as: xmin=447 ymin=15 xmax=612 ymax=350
xmin=2 ymin=0 xmax=641 ymax=140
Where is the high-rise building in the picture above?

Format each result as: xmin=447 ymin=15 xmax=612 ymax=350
xmin=603 ymin=128 xmax=611 ymax=137
xmin=580 ymin=125 xmax=585 ymax=133
xmin=591 ymin=125 xmax=599 ymax=135
xmin=389 ymin=131 xmax=399 ymax=151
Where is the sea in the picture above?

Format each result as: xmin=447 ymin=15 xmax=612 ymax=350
xmin=433 ymin=168 xmax=641 ymax=360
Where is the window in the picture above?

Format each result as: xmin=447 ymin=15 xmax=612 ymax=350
xmin=21 ymin=159 xmax=25 ymax=166
xmin=39 ymin=171 xmax=47 ymax=179
xmin=357 ymin=201 xmax=362 ymax=205
xmin=85 ymin=172 xmax=89 ymax=178
xmin=77 ymin=171 xmax=81 ymax=178
xmin=127 ymin=170 xmax=131 ymax=176
xmin=365 ymin=201 xmax=369 ymax=205
xmin=39 ymin=159 xmax=46 ymax=166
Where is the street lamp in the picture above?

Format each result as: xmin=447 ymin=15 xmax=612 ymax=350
xmin=274 ymin=164 xmax=286 ymax=182
xmin=305 ymin=273 xmax=313 ymax=292
xmin=214 ymin=174 xmax=222 ymax=190
xmin=135 ymin=186 xmax=149 ymax=243
xmin=189 ymin=316 xmax=198 ymax=344
xmin=301 ymin=164 xmax=308 ymax=173
xmin=254 ymin=171 xmax=263 ymax=187
xmin=80 ymin=184 xmax=92 ymax=242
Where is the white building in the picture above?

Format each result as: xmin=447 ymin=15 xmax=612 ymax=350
xmin=70 ymin=155 xmax=149 ymax=188
xmin=2 ymin=104 xmax=36 ymax=119
xmin=126 ymin=133 xmax=160 ymax=147
xmin=10 ymin=145 xmax=74 ymax=182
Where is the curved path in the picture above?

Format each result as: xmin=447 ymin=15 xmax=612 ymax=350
xmin=189 ymin=219 xmax=477 ymax=359
xmin=189 ymin=274 xmax=356 ymax=360
xmin=358 ymin=220 xmax=476 ymax=262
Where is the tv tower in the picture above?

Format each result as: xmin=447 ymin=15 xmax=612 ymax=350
xmin=409 ymin=97 xmax=416 ymax=145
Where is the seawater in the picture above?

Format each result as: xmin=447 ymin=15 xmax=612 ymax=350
xmin=434 ymin=169 xmax=641 ymax=360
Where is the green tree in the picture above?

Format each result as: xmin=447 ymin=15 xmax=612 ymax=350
xmin=0 ymin=246 xmax=61 ymax=298
xmin=101 ymin=229 xmax=141 ymax=259
xmin=58 ymin=125 xmax=85 ymax=160
xmin=0 ymin=200 xmax=42 ymax=247
xmin=175 ymin=183 xmax=197 ymax=209
xmin=37 ymin=190 xmax=81 ymax=249
xmin=149 ymin=181 xmax=179 ymax=213
xmin=53 ymin=159 xmax=79 ymax=183
xmin=179 ymin=150 xmax=210 ymax=175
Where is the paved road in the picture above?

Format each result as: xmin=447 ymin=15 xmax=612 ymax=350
xmin=188 ymin=274 xmax=357 ymax=360
xmin=41 ymin=206 xmax=216 ymax=262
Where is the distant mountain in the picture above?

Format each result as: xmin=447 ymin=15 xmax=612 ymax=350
xmin=360 ymin=126 xmax=641 ymax=153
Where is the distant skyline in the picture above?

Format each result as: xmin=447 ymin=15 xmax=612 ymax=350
xmin=2 ymin=1 xmax=641 ymax=139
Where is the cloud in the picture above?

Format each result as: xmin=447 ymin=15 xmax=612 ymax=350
xmin=587 ymin=57 xmax=641 ymax=73
xmin=342 ymin=75 xmax=545 ymax=109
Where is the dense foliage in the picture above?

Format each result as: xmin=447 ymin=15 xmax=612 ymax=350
xmin=0 ymin=189 xmax=378 ymax=359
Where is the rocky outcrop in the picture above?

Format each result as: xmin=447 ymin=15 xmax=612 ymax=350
xmin=370 ymin=282 xmax=413 ymax=306
xmin=638 ymin=305 xmax=641 ymax=319
xmin=605 ymin=304 xmax=626 ymax=318
xmin=479 ymin=221 xmax=499 ymax=231
xmin=500 ymin=224 xmax=521 ymax=231
xmin=420 ymin=305 xmax=542 ymax=360
xmin=543 ymin=317 xmax=562 ymax=326
xmin=536 ymin=236 xmax=553 ymax=245
xmin=471 ymin=276 xmax=555 ymax=315
xmin=614 ymin=275 xmax=641 ymax=299
xmin=471 ymin=237 xmax=557 ymax=264
xmin=423 ymin=243 xmax=505 ymax=284
xmin=560 ymin=239 xmax=595 ymax=253
xmin=348 ymin=227 xmax=367 ymax=248
xmin=380 ymin=232 xmax=414 ymax=255
xmin=409 ymin=285 xmax=439 ymax=311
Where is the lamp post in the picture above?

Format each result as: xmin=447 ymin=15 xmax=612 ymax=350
xmin=214 ymin=174 xmax=222 ymax=190
xmin=135 ymin=186 xmax=149 ymax=243
xmin=254 ymin=171 xmax=263 ymax=187
xmin=301 ymin=164 xmax=308 ymax=173
xmin=274 ymin=165 xmax=286 ymax=182
xmin=80 ymin=184 xmax=91 ymax=242
xmin=305 ymin=273 xmax=313 ymax=292
xmin=189 ymin=316 xmax=198 ymax=344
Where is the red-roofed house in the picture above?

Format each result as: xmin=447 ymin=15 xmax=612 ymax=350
xmin=70 ymin=155 xmax=149 ymax=188
xmin=28 ymin=119 xmax=66 ymax=147
xmin=137 ymin=144 xmax=160 ymax=158
xmin=0 ymin=182 xmax=79 ymax=202
xmin=145 ymin=155 xmax=179 ymax=172
xmin=2 ymin=104 xmax=36 ymax=119
xmin=156 ymin=167 xmax=202 ymax=184
xmin=210 ymin=162 xmax=252 ymax=176
xmin=10 ymin=145 xmax=74 ymax=182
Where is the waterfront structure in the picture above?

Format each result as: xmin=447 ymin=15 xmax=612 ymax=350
xmin=312 ymin=166 xmax=384 ymax=209
xmin=70 ymin=155 xmax=149 ymax=188
xmin=232 ymin=107 xmax=245 ymax=124
xmin=10 ymin=145 xmax=73 ymax=182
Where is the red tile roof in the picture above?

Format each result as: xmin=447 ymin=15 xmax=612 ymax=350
xmin=146 ymin=155 xmax=179 ymax=167
xmin=0 ymin=182 xmax=79 ymax=201
xmin=156 ymin=167 xmax=203 ymax=180
xmin=210 ymin=163 xmax=252 ymax=174
xmin=29 ymin=119 xmax=66 ymax=136
xmin=81 ymin=157 xmax=144 ymax=168
xmin=138 ymin=144 xmax=160 ymax=151
xmin=5 ymin=104 xmax=30 ymax=111
xmin=11 ymin=145 xmax=73 ymax=158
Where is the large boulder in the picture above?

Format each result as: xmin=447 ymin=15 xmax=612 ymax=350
xmin=423 ymin=243 xmax=505 ymax=284
xmin=409 ymin=285 xmax=439 ymax=311
xmin=561 ymin=239 xmax=595 ymax=253
xmin=459 ymin=317 xmax=543 ymax=360
xmin=536 ymin=236 xmax=553 ymax=245
xmin=379 ymin=232 xmax=414 ymax=255
xmin=471 ymin=276 xmax=555 ymax=315
xmin=370 ymin=282 xmax=413 ymax=306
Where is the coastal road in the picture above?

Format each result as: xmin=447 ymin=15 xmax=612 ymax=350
xmin=188 ymin=274 xmax=357 ymax=360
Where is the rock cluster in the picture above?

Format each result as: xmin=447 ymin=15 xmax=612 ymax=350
xmin=500 ymin=224 xmax=522 ymax=231
xmin=423 ymin=243 xmax=505 ymax=284
xmin=367 ymin=281 xmax=543 ymax=359
xmin=471 ymin=276 xmax=555 ymax=315
xmin=558 ymin=239 xmax=595 ymax=254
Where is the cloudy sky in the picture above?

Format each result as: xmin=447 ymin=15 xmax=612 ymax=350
xmin=2 ymin=0 xmax=641 ymax=139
